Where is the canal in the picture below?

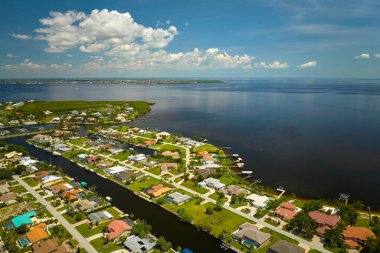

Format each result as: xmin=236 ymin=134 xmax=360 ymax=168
xmin=5 ymin=135 xmax=235 ymax=253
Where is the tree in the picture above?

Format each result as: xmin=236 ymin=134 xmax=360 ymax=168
xmin=302 ymin=200 xmax=324 ymax=213
xmin=132 ymin=221 xmax=152 ymax=237
xmin=286 ymin=212 xmax=316 ymax=239
xmin=205 ymin=206 xmax=214 ymax=215
xmin=324 ymin=226 xmax=344 ymax=248
xmin=361 ymin=237 xmax=380 ymax=253
xmin=338 ymin=205 xmax=359 ymax=225
xmin=156 ymin=237 xmax=172 ymax=251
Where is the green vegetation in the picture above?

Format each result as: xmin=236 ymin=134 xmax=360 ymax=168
xmin=76 ymin=223 xmax=107 ymax=238
xmin=127 ymin=176 xmax=166 ymax=192
xmin=90 ymin=237 xmax=123 ymax=253
xmin=23 ymin=177 xmax=39 ymax=187
xmin=181 ymin=180 xmax=209 ymax=194
xmin=10 ymin=185 xmax=27 ymax=193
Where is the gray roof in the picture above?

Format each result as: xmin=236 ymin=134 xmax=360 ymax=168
xmin=235 ymin=223 xmax=271 ymax=245
xmin=123 ymin=235 xmax=156 ymax=253
xmin=268 ymin=240 xmax=305 ymax=253
xmin=87 ymin=211 xmax=113 ymax=222
xmin=167 ymin=192 xmax=191 ymax=204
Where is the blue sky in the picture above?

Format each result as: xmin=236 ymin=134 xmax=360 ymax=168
xmin=0 ymin=0 xmax=379 ymax=78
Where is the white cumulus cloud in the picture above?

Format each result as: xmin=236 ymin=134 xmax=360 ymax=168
xmin=5 ymin=53 xmax=19 ymax=58
xmin=11 ymin=33 xmax=32 ymax=40
xmin=298 ymin=60 xmax=318 ymax=68
xmin=355 ymin=53 xmax=370 ymax=59
xmin=374 ymin=54 xmax=380 ymax=58
xmin=253 ymin=61 xmax=289 ymax=69
xmin=3 ymin=59 xmax=72 ymax=70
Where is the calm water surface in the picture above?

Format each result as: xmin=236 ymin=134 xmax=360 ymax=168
xmin=1 ymin=79 xmax=380 ymax=208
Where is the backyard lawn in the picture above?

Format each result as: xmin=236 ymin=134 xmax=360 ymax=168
xmin=76 ymin=223 xmax=106 ymax=238
xmin=90 ymin=237 xmax=123 ymax=253
xmin=181 ymin=180 xmax=208 ymax=194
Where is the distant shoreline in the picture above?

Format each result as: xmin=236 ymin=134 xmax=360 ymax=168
xmin=0 ymin=79 xmax=222 ymax=85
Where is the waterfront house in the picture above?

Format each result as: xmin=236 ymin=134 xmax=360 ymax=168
xmin=96 ymin=161 xmax=114 ymax=169
xmin=72 ymin=199 xmax=97 ymax=212
xmin=246 ymin=193 xmax=270 ymax=209
xmin=198 ymin=168 xmax=217 ymax=179
xmin=35 ymin=171 xmax=49 ymax=180
xmin=268 ymin=239 xmax=306 ymax=253
xmin=32 ymin=134 xmax=50 ymax=144
xmin=87 ymin=156 xmax=100 ymax=164
xmin=308 ymin=211 xmax=341 ymax=235
xmin=233 ymin=222 xmax=271 ymax=249
xmin=9 ymin=120 xmax=20 ymax=126
xmin=50 ymin=117 xmax=61 ymax=123
xmin=60 ymin=189 xmax=82 ymax=201
xmin=144 ymin=184 xmax=172 ymax=198
xmin=196 ymin=161 xmax=221 ymax=170
xmin=11 ymin=211 xmax=36 ymax=228
xmin=32 ymin=238 xmax=67 ymax=253
xmin=144 ymin=140 xmax=156 ymax=146
xmin=114 ymin=171 xmax=137 ymax=182
xmin=88 ymin=211 xmax=114 ymax=224
xmin=129 ymin=154 xmax=147 ymax=162
xmin=106 ymin=220 xmax=132 ymax=240
xmin=223 ymin=185 xmax=246 ymax=196
xmin=123 ymin=235 xmax=156 ymax=253
xmin=156 ymin=131 xmax=171 ymax=139
xmin=47 ymin=183 xmax=73 ymax=194
xmin=106 ymin=165 xmax=127 ymax=174
xmin=274 ymin=202 xmax=298 ymax=222
xmin=342 ymin=226 xmax=376 ymax=248
xmin=166 ymin=192 xmax=191 ymax=205
xmin=25 ymin=223 xmax=49 ymax=245
xmin=198 ymin=177 xmax=226 ymax=190
xmin=41 ymin=175 xmax=62 ymax=186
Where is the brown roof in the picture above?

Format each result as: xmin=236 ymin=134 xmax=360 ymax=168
xmin=32 ymin=238 xmax=68 ymax=253
xmin=344 ymin=239 xmax=360 ymax=248
xmin=316 ymin=226 xmax=330 ymax=237
xmin=60 ymin=189 xmax=82 ymax=200
xmin=308 ymin=211 xmax=341 ymax=227
xmin=107 ymin=220 xmax=132 ymax=239
xmin=47 ymin=183 xmax=71 ymax=194
xmin=0 ymin=192 xmax=17 ymax=202
xmin=145 ymin=184 xmax=172 ymax=197
xmin=225 ymin=185 xmax=244 ymax=195
xmin=161 ymin=163 xmax=178 ymax=169
xmin=279 ymin=202 xmax=296 ymax=211
xmin=162 ymin=151 xmax=180 ymax=158
xmin=274 ymin=207 xmax=297 ymax=221
xmin=343 ymin=227 xmax=376 ymax=241
xmin=35 ymin=171 xmax=49 ymax=180
xmin=26 ymin=223 xmax=49 ymax=244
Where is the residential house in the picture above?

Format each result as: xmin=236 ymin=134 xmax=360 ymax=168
xmin=88 ymin=211 xmax=113 ymax=224
xmin=41 ymin=175 xmax=62 ymax=186
xmin=106 ymin=165 xmax=127 ymax=174
xmin=246 ymin=193 xmax=270 ymax=209
xmin=35 ymin=171 xmax=49 ymax=180
xmin=268 ymin=240 xmax=306 ymax=253
xmin=47 ymin=183 xmax=73 ymax=194
xmin=114 ymin=171 xmax=137 ymax=182
xmin=342 ymin=226 xmax=376 ymax=249
xmin=156 ymin=131 xmax=170 ymax=139
xmin=223 ymin=185 xmax=247 ymax=196
xmin=9 ymin=120 xmax=20 ymax=126
xmin=161 ymin=163 xmax=178 ymax=170
xmin=308 ymin=211 xmax=341 ymax=237
xmin=11 ymin=211 xmax=36 ymax=228
xmin=32 ymin=238 xmax=67 ymax=253
xmin=25 ymin=223 xmax=49 ymax=244
xmin=144 ymin=140 xmax=156 ymax=146
xmin=161 ymin=151 xmax=180 ymax=159
xmin=60 ymin=189 xmax=82 ymax=201
xmin=144 ymin=184 xmax=172 ymax=198
xmin=166 ymin=192 xmax=191 ymax=205
xmin=107 ymin=220 xmax=132 ymax=240
xmin=72 ymin=199 xmax=97 ymax=212
xmin=0 ymin=192 xmax=17 ymax=205
xmin=198 ymin=168 xmax=216 ymax=179
xmin=50 ymin=117 xmax=61 ymax=123
xmin=123 ymin=235 xmax=156 ymax=253
xmin=198 ymin=177 xmax=226 ymax=190
xmin=234 ymin=222 xmax=271 ymax=249
xmin=274 ymin=202 xmax=298 ymax=222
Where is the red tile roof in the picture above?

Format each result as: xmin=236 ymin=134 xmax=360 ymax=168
xmin=308 ymin=211 xmax=341 ymax=227
xmin=343 ymin=227 xmax=376 ymax=241
xmin=344 ymin=239 xmax=360 ymax=248
xmin=280 ymin=202 xmax=296 ymax=210
xmin=107 ymin=220 xmax=132 ymax=239
xmin=274 ymin=207 xmax=297 ymax=221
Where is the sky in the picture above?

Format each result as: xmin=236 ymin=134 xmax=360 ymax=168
xmin=0 ymin=0 xmax=379 ymax=78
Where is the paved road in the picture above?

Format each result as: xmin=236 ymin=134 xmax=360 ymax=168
xmin=13 ymin=175 xmax=98 ymax=253
xmin=68 ymin=143 xmax=330 ymax=253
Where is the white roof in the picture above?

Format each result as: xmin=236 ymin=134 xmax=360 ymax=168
xmin=106 ymin=165 xmax=127 ymax=174
xmin=246 ymin=193 xmax=270 ymax=208
xmin=41 ymin=175 xmax=62 ymax=184
xmin=19 ymin=157 xmax=38 ymax=166
xmin=102 ymin=211 xmax=113 ymax=218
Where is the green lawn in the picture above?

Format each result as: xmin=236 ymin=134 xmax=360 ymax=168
xmin=23 ymin=177 xmax=39 ymax=187
xmin=76 ymin=223 xmax=106 ymax=238
xmin=209 ymin=193 xmax=228 ymax=203
xmin=68 ymin=137 xmax=90 ymax=145
xmin=146 ymin=167 xmax=162 ymax=175
xmin=10 ymin=185 xmax=27 ymax=193
xmin=163 ymin=200 xmax=250 ymax=237
xmin=181 ymin=180 xmax=209 ymax=194
xmin=90 ymin=237 xmax=124 ymax=253
xmin=63 ymin=213 xmax=86 ymax=224
xmin=192 ymin=144 xmax=219 ymax=153
xmin=355 ymin=215 xmax=370 ymax=227
xmin=127 ymin=176 xmax=166 ymax=192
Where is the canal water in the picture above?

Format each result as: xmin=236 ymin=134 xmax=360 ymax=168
xmin=5 ymin=135 xmax=235 ymax=253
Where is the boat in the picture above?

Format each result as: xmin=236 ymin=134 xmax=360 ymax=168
xmin=106 ymin=196 xmax=112 ymax=202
